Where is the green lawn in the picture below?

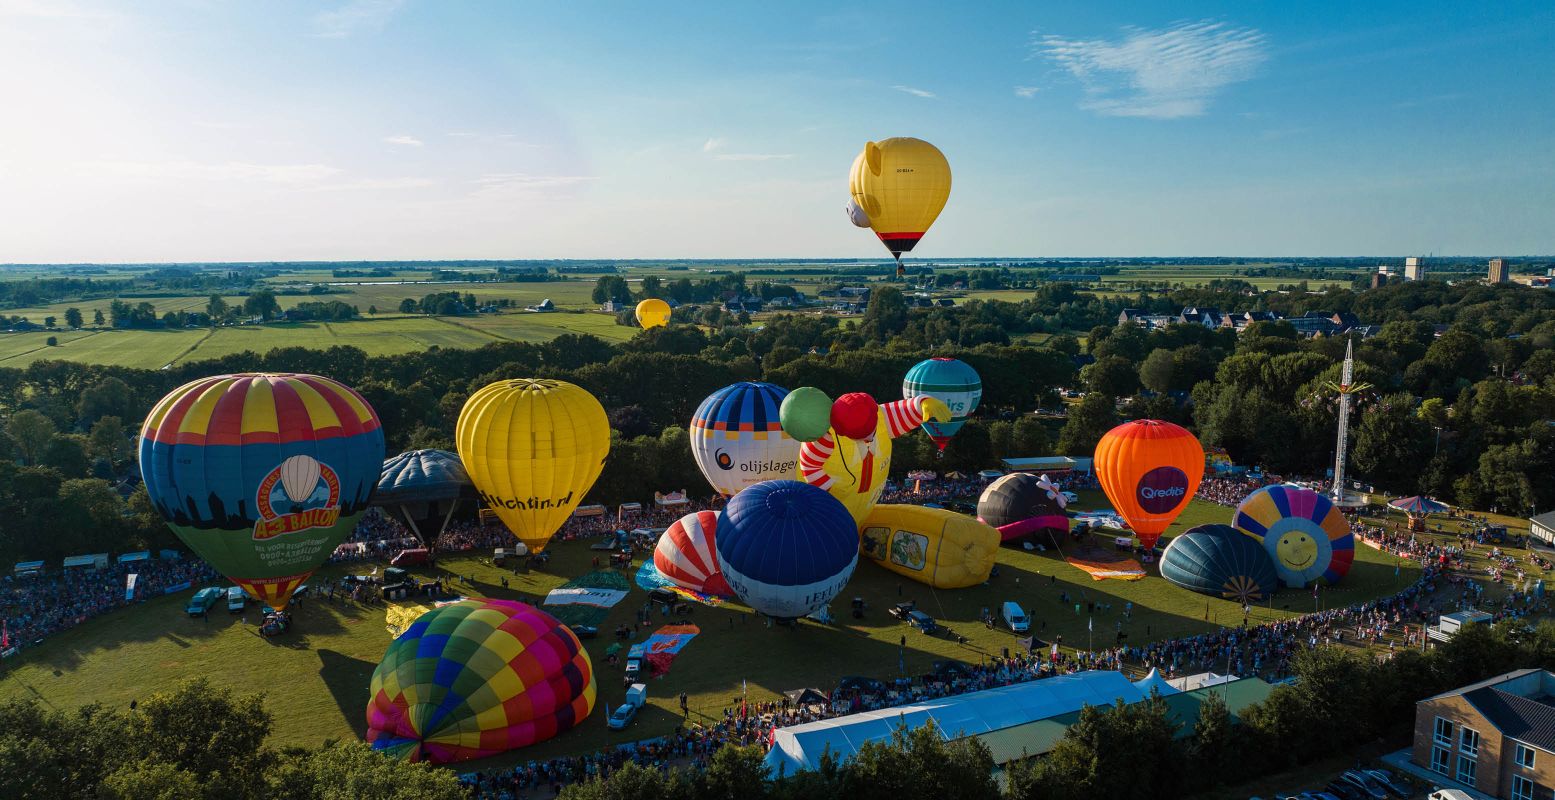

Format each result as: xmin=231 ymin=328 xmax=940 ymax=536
xmin=0 ymin=311 xmax=637 ymax=368
xmin=0 ymin=493 xmax=1424 ymax=772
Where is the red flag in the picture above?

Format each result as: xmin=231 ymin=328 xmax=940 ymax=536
xmin=2 ymin=621 xmax=9 ymax=649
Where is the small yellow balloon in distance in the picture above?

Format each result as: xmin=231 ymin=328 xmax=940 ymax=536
xmin=455 ymin=379 xmax=610 ymax=553
xmin=635 ymin=298 xmax=671 ymax=329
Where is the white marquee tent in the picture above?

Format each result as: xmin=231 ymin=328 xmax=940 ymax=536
xmin=763 ymin=670 xmax=1143 ymax=776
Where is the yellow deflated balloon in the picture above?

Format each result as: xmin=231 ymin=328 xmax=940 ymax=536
xmin=848 ymin=137 xmax=951 ymax=260
xmin=635 ymin=298 xmax=671 ymax=329
xmin=860 ymin=504 xmax=999 ymax=589
xmin=456 ymin=379 xmax=609 ymax=553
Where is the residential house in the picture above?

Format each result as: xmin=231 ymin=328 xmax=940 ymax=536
xmin=1118 ymin=308 xmax=1146 ymax=325
xmin=1413 ymin=669 xmax=1555 ymax=799
xmin=1178 ymin=307 xmax=1224 ymax=329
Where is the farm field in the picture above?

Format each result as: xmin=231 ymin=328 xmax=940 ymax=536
xmin=0 ymin=311 xmax=636 ymax=368
xmin=0 ymin=491 xmax=1432 ymax=771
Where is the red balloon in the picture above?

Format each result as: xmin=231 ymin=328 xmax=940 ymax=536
xmin=830 ymin=392 xmax=878 ymax=439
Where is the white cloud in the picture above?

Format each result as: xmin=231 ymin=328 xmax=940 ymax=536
xmin=1033 ymin=20 xmax=1267 ymax=118
xmin=0 ymin=0 xmax=114 ymax=19
xmin=702 ymin=137 xmax=726 ymax=153
xmin=471 ymin=173 xmax=597 ymax=193
xmin=712 ymin=153 xmax=794 ymax=162
xmin=1014 ymin=86 xmax=1041 ymax=99
xmin=74 ymin=160 xmax=343 ymax=184
xmin=891 ymin=85 xmax=936 ymax=99
xmin=312 ymin=0 xmax=405 ymax=38
xmin=304 ymin=177 xmax=436 ymax=192
xmin=383 ymin=134 xmax=423 ymax=147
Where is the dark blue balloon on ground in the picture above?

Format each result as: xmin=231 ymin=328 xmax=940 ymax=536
xmin=714 ymin=480 xmax=858 ymax=619
xmin=1160 ymin=524 xmax=1278 ymax=604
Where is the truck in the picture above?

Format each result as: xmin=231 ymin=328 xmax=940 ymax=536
xmin=185 ymin=587 xmax=222 ymax=617
xmin=1002 ymin=602 xmax=1030 ymax=633
xmin=624 ymin=644 xmax=647 ymax=685
xmin=607 ymin=683 xmax=647 ymax=730
xmin=226 ymin=586 xmax=247 ymax=613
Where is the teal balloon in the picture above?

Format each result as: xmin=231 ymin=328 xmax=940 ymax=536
xmin=780 ymin=387 xmax=832 ymax=443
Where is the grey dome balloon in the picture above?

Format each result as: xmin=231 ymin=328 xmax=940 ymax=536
xmin=374 ymin=450 xmax=475 ymax=545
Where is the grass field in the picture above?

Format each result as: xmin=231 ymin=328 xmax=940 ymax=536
xmin=0 ymin=491 xmax=1436 ymax=773
xmin=0 ymin=311 xmax=637 ymax=368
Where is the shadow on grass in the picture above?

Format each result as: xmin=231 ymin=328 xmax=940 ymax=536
xmin=318 ymin=648 xmax=376 ymax=739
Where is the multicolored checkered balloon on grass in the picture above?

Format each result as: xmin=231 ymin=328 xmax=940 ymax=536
xmin=367 ymin=599 xmax=596 ymax=764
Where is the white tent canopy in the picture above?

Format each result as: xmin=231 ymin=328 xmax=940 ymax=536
xmin=1132 ymin=668 xmax=1180 ymax=697
xmin=763 ymin=670 xmax=1143 ymax=776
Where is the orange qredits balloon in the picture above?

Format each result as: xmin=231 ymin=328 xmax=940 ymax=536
xmin=1093 ymin=419 xmax=1204 ymax=551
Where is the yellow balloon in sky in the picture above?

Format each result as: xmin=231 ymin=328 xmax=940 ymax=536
xmin=848 ymin=137 xmax=951 ymax=261
xmin=456 ymin=379 xmax=610 ymax=553
xmin=635 ymin=298 xmax=671 ymax=329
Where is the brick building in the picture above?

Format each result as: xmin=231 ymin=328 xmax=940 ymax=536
xmin=1414 ymin=669 xmax=1555 ymax=799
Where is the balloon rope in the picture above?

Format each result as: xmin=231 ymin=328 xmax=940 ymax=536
xmin=837 ymin=441 xmax=857 ymax=484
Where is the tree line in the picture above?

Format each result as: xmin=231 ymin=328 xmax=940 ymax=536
xmin=1 ymin=276 xmax=1552 ymax=565
xmin=555 ymin=619 xmax=1555 ymax=800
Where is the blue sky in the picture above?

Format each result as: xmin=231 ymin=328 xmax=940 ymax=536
xmin=1 ymin=0 xmax=1551 ymax=261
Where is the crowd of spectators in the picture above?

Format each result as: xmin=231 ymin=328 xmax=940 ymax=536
xmin=0 ymin=557 xmax=217 ymax=654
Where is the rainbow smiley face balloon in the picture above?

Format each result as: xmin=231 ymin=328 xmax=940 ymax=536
xmin=1232 ymin=484 xmax=1353 ymax=588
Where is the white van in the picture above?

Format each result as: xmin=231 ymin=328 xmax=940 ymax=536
xmin=1002 ymin=602 xmax=1030 ymax=633
xmin=226 ymin=586 xmax=247 ymax=613
xmin=1429 ymin=791 xmax=1474 ymax=800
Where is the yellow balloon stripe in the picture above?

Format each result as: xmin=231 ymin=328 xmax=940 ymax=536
xmin=286 ymin=377 xmax=343 ymax=431
xmin=240 ymin=377 xmax=279 ymax=435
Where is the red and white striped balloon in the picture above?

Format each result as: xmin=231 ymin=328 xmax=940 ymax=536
xmin=653 ymin=510 xmax=732 ymax=596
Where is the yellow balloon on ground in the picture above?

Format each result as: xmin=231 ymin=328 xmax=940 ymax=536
xmin=456 ymin=379 xmax=609 ymax=553
xmin=860 ymin=504 xmax=999 ymax=589
xmin=635 ymin=299 xmax=671 ymax=329
xmin=848 ymin=137 xmax=951 ymax=260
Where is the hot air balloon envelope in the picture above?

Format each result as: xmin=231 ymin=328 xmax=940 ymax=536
xmin=635 ymin=298 xmax=671 ymax=329
xmin=1160 ymin=524 xmax=1279 ymax=603
xmin=902 ymin=358 xmax=982 ymax=451
xmin=374 ymin=449 xmax=475 ymax=546
xmin=688 ymin=382 xmax=799 ymax=497
xmin=714 ymin=480 xmax=858 ymax=619
xmin=653 ymin=510 xmax=732 ymax=596
xmin=860 ymin=504 xmax=999 ymax=589
xmin=1232 ymin=484 xmax=1353 ymax=587
xmin=1092 ymin=420 xmax=1204 ymax=551
xmin=367 ymin=599 xmax=595 ymax=764
xmin=977 ymin=473 xmax=1070 ymax=542
xmin=456 ymin=379 xmax=610 ymax=553
xmin=849 ymin=137 xmax=952 ymax=259
xmin=139 ymin=373 xmax=384 ymax=611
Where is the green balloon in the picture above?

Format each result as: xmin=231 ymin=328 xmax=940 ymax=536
xmin=780 ymin=386 xmax=832 ymax=442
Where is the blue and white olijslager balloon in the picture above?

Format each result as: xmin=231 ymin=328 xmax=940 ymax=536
xmin=689 ymin=382 xmax=800 ymax=497
xmin=714 ymin=480 xmax=858 ymax=619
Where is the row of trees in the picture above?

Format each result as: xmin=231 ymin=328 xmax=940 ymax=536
xmin=1 ymin=276 xmax=1553 ymax=563
xmin=555 ymin=620 xmax=1555 ymax=800
xmin=0 ymin=679 xmax=465 ymax=800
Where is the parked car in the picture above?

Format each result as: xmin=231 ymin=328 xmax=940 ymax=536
xmin=226 ymin=586 xmax=247 ymax=613
xmin=568 ymin=624 xmax=599 ymax=639
xmin=608 ymin=683 xmax=647 ymax=730
xmin=1322 ymin=781 xmax=1364 ymax=800
xmin=1338 ymin=771 xmax=1388 ymax=800
xmin=1360 ymin=769 xmax=1408 ymax=797
xmin=648 ymin=588 xmax=678 ymax=606
xmin=906 ymin=610 xmax=938 ymax=634
xmin=888 ymin=601 xmax=916 ymax=621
